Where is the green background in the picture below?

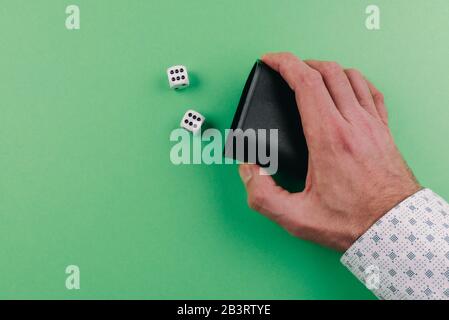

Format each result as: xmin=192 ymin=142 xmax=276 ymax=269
xmin=0 ymin=0 xmax=448 ymax=299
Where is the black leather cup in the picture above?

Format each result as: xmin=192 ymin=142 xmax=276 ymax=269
xmin=224 ymin=60 xmax=308 ymax=191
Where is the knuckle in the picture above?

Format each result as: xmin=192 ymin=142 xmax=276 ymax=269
xmin=277 ymin=52 xmax=297 ymax=67
xmin=322 ymin=61 xmax=342 ymax=77
xmin=300 ymin=69 xmax=322 ymax=87
xmin=326 ymin=113 xmax=345 ymax=130
xmin=280 ymin=52 xmax=296 ymax=60
xmin=359 ymin=112 xmax=376 ymax=132
xmin=373 ymin=92 xmax=385 ymax=104
xmin=247 ymin=191 xmax=266 ymax=211
xmin=358 ymin=97 xmax=372 ymax=109
xmin=346 ymin=68 xmax=362 ymax=77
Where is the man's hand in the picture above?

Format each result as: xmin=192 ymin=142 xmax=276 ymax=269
xmin=238 ymin=52 xmax=421 ymax=251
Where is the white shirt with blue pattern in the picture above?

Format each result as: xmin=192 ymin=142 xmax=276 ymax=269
xmin=341 ymin=188 xmax=449 ymax=300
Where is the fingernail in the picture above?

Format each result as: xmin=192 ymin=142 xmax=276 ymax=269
xmin=239 ymin=164 xmax=253 ymax=184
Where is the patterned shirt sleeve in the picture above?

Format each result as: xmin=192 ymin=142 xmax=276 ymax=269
xmin=341 ymin=188 xmax=449 ymax=300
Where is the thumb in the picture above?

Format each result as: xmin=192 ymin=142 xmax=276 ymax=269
xmin=239 ymin=164 xmax=294 ymax=222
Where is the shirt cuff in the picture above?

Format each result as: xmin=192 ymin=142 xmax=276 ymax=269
xmin=341 ymin=188 xmax=449 ymax=300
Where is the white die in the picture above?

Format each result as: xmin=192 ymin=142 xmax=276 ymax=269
xmin=167 ymin=65 xmax=190 ymax=89
xmin=180 ymin=110 xmax=205 ymax=134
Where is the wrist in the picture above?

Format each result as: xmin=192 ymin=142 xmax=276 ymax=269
xmin=348 ymin=182 xmax=422 ymax=251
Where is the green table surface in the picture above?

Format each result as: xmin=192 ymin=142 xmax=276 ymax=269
xmin=1 ymin=0 xmax=448 ymax=299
